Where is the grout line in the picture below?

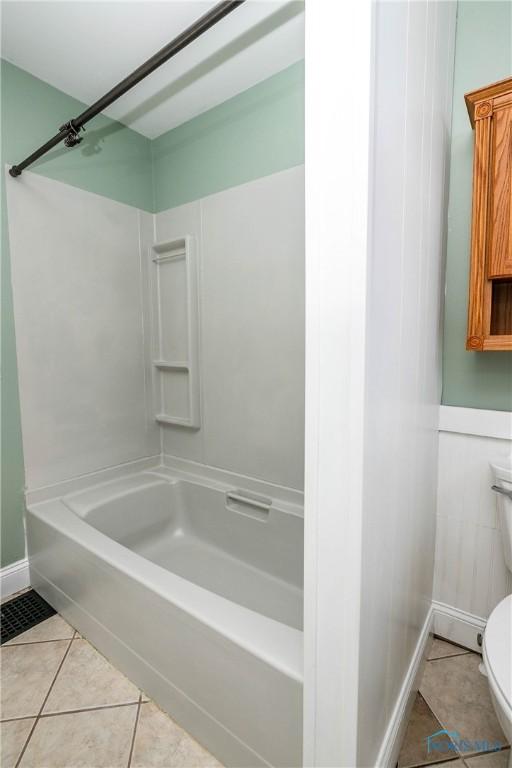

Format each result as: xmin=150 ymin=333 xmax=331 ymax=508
xmin=39 ymin=701 xmax=141 ymax=720
xmin=2 ymin=615 xmax=80 ymax=648
xmin=421 ymin=677 xmax=509 ymax=763
xmin=4 ymin=636 xmax=76 ymax=647
xmin=418 ymin=693 xmax=464 ymax=762
xmin=433 ymin=636 xmax=474 ymax=654
xmin=462 ymin=746 xmax=511 ymax=763
xmin=427 ymin=651 xmax=472 ymax=661
xmin=127 ymin=695 xmax=143 ymax=768
xmin=14 ymin=635 xmax=74 ymax=768
xmin=2 ymin=701 xmax=141 ymax=725
xmin=404 ymin=755 xmax=462 ymax=768
xmin=0 ymin=715 xmax=36 ymax=724
xmin=0 ymin=701 xmax=142 ymax=723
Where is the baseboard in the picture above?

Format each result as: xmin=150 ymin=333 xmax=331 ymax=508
xmin=375 ymin=606 xmax=434 ymax=768
xmin=432 ymin=600 xmax=487 ymax=653
xmin=0 ymin=558 xmax=30 ymax=599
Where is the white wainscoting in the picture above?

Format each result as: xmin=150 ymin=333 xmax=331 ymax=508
xmin=433 ymin=406 xmax=512 ymax=649
xmin=0 ymin=558 xmax=30 ymax=600
xmin=439 ymin=406 xmax=512 ymax=440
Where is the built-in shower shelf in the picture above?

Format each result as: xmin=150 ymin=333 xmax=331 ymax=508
xmin=155 ymin=414 xmax=199 ymax=429
xmin=151 ymin=239 xmax=187 ymax=263
xmin=149 ymin=236 xmax=201 ymax=430
xmin=151 ymin=252 xmax=186 ymax=264
xmin=153 ymin=360 xmax=189 ymax=371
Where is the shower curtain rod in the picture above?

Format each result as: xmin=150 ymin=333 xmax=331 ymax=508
xmin=8 ymin=0 xmax=245 ymax=178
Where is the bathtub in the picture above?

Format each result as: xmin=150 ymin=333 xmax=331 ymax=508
xmin=26 ymin=464 xmax=303 ymax=768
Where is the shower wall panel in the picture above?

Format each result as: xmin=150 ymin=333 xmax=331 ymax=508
xmin=154 ymin=166 xmax=305 ymax=491
xmin=6 ymin=171 xmax=159 ymax=490
xmin=6 ymin=166 xmax=303 ymax=494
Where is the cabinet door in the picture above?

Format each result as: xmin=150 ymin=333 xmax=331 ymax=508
xmin=488 ymin=101 xmax=512 ymax=278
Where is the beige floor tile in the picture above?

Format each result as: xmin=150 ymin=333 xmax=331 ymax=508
xmin=171 ymin=734 xmax=223 ymax=768
xmin=5 ymin=615 xmax=75 ymax=645
xmin=464 ymin=749 xmax=511 ymax=767
xmin=428 ymin=639 xmax=471 ymax=661
xmin=19 ymin=704 xmax=138 ymax=767
xmin=420 ymin=654 xmax=508 ymax=755
xmin=0 ymin=641 xmax=70 ymax=720
xmin=42 ymin=639 xmax=140 ymax=714
xmin=398 ymin=693 xmax=459 ymax=767
xmin=130 ymin=701 xmax=185 ymax=767
xmin=0 ymin=718 xmax=35 ymax=768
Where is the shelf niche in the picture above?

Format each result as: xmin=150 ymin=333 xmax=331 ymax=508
xmin=149 ymin=237 xmax=201 ymax=428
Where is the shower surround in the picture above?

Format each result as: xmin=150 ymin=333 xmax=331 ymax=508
xmin=6 ymin=164 xmax=305 ymax=768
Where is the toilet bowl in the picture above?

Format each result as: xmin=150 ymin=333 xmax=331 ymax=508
xmin=484 ymin=460 xmax=512 ymax=750
xmin=483 ymin=594 xmax=511 ymax=743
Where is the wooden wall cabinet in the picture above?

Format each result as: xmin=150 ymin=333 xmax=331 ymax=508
xmin=465 ymin=76 xmax=512 ymax=351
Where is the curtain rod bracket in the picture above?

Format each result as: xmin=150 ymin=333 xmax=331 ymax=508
xmin=60 ymin=121 xmax=84 ymax=148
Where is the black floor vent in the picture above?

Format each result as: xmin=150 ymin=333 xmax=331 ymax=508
xmin=1 ymin=589 xmax=56 ymax=645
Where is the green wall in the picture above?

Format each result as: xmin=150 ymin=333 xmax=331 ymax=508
xmin=152 ymin=60 xmax=304 ymax=212
xmin=1 ymin=58 xmax=304 ymax=568
xmin=442 ymin=1 xmax=512 ymax=411
xmin=1 ymin=173 xmax=26 ymax=569
xmin=1 ymin=61 xmax=153 ymax=568
xmin=1 ymin=61 xmax=154 ymax=210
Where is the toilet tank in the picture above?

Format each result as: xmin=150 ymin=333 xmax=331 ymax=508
xmin=491 ymin=459 xmax=512 ymax=573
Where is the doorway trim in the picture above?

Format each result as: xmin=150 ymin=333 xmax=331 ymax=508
xmin=303 ymin=2 xmax=374 ymax=765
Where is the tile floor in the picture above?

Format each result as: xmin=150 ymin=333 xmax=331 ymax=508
xmin=0 ymin=609 xmax=222 ymax=768
xmin=398 ymin=638 xmax=510 ymax=768
xmin=2 ymin=601 xmax=510 ymax=768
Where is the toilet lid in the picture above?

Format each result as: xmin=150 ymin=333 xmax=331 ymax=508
xmin=485 ymin=595 xmax=512 ymax=706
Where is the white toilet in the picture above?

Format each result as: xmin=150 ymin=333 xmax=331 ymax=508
xmin=484 ymin=459 xmax=512 ymax=750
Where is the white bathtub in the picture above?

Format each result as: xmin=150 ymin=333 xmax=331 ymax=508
xmin=26 ymin=465 xmax=303 ymax=768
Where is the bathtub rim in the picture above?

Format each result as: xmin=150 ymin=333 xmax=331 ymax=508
xmin=26 ymin=473 xmax=303 ymax=684
xmin=25 ymin=454 xmax=304 ymax=514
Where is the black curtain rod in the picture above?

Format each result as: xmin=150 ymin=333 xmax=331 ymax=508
xmin=9 ymin=0 xmax=245 ymax=178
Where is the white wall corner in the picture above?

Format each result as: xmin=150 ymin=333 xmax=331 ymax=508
xmin=374 ymin=607 xmax=434 ymax=768
xmin=0 ymin=558 xmax=30 ymax=600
